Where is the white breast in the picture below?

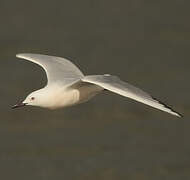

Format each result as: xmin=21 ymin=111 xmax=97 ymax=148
xmin=48 ymin=88 xmax=79 ymax=109
xmin=47 ymin=84 xmax=103 ymax=109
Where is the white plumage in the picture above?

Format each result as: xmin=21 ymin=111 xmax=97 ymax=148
xmin=12 ymin=53 xmax=182 ymax=117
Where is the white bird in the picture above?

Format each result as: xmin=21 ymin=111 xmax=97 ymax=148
xmin=12 ymin=53 xmax=182 ymax=117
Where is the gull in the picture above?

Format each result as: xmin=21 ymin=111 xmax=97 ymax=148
xmin=12 ymin=53 xmax=182 ymax=117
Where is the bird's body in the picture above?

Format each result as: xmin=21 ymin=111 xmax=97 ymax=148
xmin=38 ymin=83 xmax=103 ymax=109
xmin=12 ymin=53 xmax=182 ymax=117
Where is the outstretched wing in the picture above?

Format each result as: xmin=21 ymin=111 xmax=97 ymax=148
xmin=16 ymin=53 xmax=84 ymax=86
xmin=82 ymin=75 xmax=182 ymax=117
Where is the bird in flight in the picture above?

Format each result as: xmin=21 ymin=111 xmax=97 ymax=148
xmin=12 ymin=53 xmax=182 ymax=117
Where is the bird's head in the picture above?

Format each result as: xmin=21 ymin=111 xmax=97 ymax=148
xmin=12 ymin=90 xmax=46 ymax=109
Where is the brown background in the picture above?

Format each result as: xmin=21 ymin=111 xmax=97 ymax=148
xmin=0 ymin=0 xmax=189 ymax=179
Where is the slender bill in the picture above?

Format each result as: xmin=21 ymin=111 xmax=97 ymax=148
xmin=12 ymin=102 xmax=27 ymax=109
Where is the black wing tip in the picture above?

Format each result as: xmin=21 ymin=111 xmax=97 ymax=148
xmin=172 ymin=111 xmax=183 ymax=118
xmin=176 ymin=111 xmax=183 ymax=118
xmin=151 ymin=96 xmax=183 ymax=118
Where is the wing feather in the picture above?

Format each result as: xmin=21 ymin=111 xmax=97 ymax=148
xmin=82 ymin=75 xmax=182 ymax=117
xmin=16 ymin=53 xmax=84 ymax=86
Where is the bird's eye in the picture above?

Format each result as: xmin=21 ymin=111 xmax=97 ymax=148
xmin=31 ymin=97 xmax=35 ymax=100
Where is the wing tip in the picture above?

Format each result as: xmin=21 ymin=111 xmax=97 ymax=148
xmin=152 ymin=96 xmax=183 ymax=118
xmin=16 ymin=53 xmax=27 ymax=59
xmin=16 ymin=53 xmax=21 ymax=58
xmin=16 ymin=53 xmax=31 ymax=58
xmin=16 ymin=53 xmax=41 ymax=60
xmin=170 ymin=111 xmax=183 ymax=118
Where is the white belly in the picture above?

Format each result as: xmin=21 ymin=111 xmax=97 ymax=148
xmin=49 ymin=84 xmax=103 ymax=109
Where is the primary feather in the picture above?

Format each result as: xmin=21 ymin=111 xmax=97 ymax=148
xmin=82 ymin=75 xmax=182 ymax=117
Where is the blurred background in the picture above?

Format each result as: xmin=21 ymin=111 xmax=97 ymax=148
xmin=0 ymin=0 xmax=189 ymax=179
